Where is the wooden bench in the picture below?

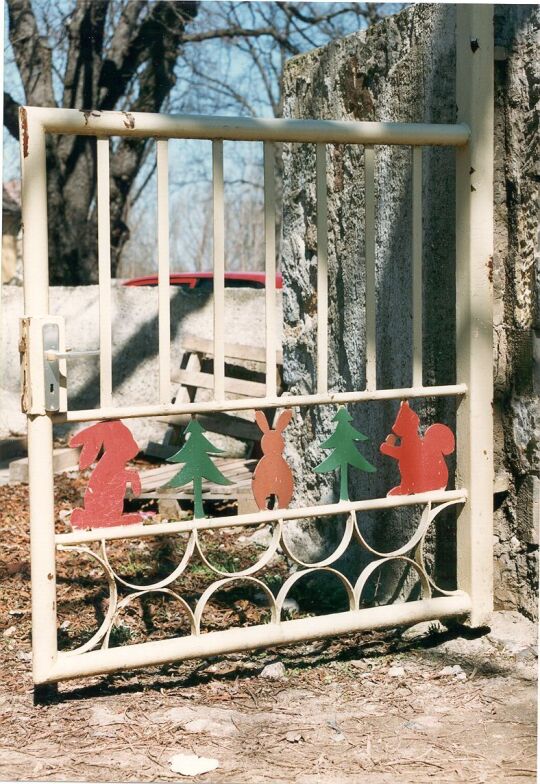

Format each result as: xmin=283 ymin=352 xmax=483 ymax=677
xmin=145 ymin=334 xmax=284 ymax=461
xmin=134 ymin=457 xmax=259 ymax=517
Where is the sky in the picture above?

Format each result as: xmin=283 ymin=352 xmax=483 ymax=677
xmin=3 ymin=1 xmax=398 ymax=276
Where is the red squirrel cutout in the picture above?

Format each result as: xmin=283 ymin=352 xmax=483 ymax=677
xmin=379 ymin=401 xmax=455 ymax=496
xmin=69 ymin=420 xmax=143 ymax=529
xmin=252 ymin=409 xmax=294 ymax=510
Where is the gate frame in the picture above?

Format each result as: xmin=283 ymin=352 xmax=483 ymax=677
xmin=19 ymin=5 xmax=493 ymax=688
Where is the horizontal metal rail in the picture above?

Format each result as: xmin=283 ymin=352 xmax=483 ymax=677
xmin=55 ymin=488 xmax=467 ymax=545
xmin=42 ymin=594 xmax=471 ymax=683
xmin=52 ymin=383 xmax=467 ymax=424
xmin=24 ymin=106 xmax=470 ymax=146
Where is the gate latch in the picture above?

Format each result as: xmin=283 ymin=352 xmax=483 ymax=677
xmin=42 ymin=323 xmax=99 ymax=412
xmin=19 ymin=317 xmax=99 ymax=415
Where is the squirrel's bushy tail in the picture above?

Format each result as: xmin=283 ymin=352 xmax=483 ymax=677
xmin=425 ymin=423 xmax=455 ymax=455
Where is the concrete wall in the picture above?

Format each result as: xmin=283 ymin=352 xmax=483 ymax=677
xmin=1 ymin=284 xmax=282 ymax=449
xmin=280 ymin=4 xmax=539 ymax=617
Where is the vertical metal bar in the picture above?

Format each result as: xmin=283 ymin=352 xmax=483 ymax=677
xmin=412 ymin=146 xmax=423 ymax=387
xmin=97 ymin=138 xmax=112 ymax=408
xmin=213 ymin=140 xmax=225 ymax=401
xmin=456 ymin=5 xmax=494 ymax=626
xmin=20 ymin=110 xmax=58 ymax=684
xmin=364 ymin=145 xmax=376 ymax=391
xmin=157 ymin=139 xmax=171 ymax=404
xmin=316 ymin=143 xmax=328 ymax=394
xmin=264 ymin=143 xmax=277 ymax=397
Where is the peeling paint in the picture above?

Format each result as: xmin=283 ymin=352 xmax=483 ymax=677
xmin=122 ymin=111 xmax=135 ymax=130
xmin=19 ymin=107 xmax=29 ymax=158
xmin=80 ymin=109 xmax=101 ymax=126
xmin=487 ymin=255 xmax=493 ymax=283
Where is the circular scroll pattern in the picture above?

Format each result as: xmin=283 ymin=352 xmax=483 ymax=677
xmin=275 ymin=567 xmax=356 ymax=619
xmin=57 ymin=544 xmax=118 ymax=656
xmin=354 ymin=556 xmax=432 ymax=606
xmin=100 ymin=531 xmax=196 ymax=591
xmin=194 ymin=576 xmax=278 ymax=632
xmin=352 ymin=505 xmax=432 ymax=559
xmin=103 ymin=588 xmax=196 ymax=648
xmin=414 ymin=499 xmax=469 ymax=597
xmin=194 ymin=522 xmax=283 ymax=577
xmin=57 ymin=497 xmax=466 ymax=656
xmin=280 ymin=514 xmax=355 ymax=568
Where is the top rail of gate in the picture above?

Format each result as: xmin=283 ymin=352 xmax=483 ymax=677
xmin=20 ymin=106 xmax=470 ymax=426
xmin=21 ymin=106 xmax=470 ymax=145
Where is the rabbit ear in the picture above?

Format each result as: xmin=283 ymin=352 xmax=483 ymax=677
xmin=276 ymin=409 xmax=293 ymax=432
xmin=255 ymin=411 xmax=270 ymax=433
xmin=70 ymin=423 xmax=105 ymax=469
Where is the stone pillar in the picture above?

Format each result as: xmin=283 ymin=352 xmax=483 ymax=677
xmin=280 ymin=4 xmax=538 ymax=617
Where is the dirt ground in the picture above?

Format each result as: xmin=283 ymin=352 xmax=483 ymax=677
xmin=0 ymin=476 xmax=537 ymax=783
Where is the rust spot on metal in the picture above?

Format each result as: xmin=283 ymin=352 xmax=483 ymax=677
xmin=487 ymin=255 xmax=493 ymax=283
xmin=80 ymin=109 xmax=101 ymax=126
xmin=20 ymin=107 xmax=29 ymax=158
xmin=122 ymin=112 xmax=135 ymax=130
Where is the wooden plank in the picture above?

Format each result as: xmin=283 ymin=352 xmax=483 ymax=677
xmin=139 ymin=457 xmax=257 ymax=500
xmin=9 ymin=446 xmax=81 ymax=484
xmin=181 ymin=333 xmax=283 ymax=365
xmin=137 ymin=458 xmax=256 ymax=493
xmin=171 ymin=368 xmax=267 ymax=398
xmin=158 ymin=412 xmax=263 ymax=442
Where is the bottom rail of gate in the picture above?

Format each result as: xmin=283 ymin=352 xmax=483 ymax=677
xmin=39 ymin=492 xmax=470 ymax=685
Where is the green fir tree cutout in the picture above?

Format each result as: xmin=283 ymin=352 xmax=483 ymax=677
xmin=314 ymin=407 xmax=376 ymax=501
xmin=164 ymin=419 xmax=232 ymax=519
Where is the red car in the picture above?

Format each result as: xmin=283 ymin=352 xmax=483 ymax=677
xmin=123 ymin=272 xmax=283 ymax=289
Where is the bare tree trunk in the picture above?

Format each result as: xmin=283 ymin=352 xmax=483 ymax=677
xmin=5 ymin=0 xmax=198 ymax=283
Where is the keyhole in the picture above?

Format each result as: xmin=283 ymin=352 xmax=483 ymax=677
xmin=50 ymin=383 xmax=54 ymax=393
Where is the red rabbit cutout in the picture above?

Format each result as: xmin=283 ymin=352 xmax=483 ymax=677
xmin=252 ymin=409 xmax=294 ymax=510
xmin=379 ymin=401 xmax=455 ymax=496
xmin=69 ymin=420 xmax=143 ymax=530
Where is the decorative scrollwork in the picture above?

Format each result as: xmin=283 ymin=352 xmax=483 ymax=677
xmin=194 ymin=576 xmax=278 ymax=632
xmin=280 ymin=514 xmax=355 ymax=568
xmin=194 ymin=522 xmax=283 ymax=577
xmin=99 ymin=532 xmax=196 ymax=591
xmin=354 ymin=556 xmax=432 ymax=606
xmin=57 ymin=544 xmax=118 ymax=656
xmin=415 ymin=499 xmax=469 ymax=598
xmin=275 ymin=567 xmax=356 ymax=619
xmin=103 ymin=588 xmax=196 ymax=648
xmin=57 ymin=497 xmax=465 ymax=655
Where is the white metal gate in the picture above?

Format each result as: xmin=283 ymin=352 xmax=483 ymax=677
xmin=19 ymin=6 xmax=494 ymax=689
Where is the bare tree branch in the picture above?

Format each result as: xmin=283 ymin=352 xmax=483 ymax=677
xmin=4 ymin=91 xmax=20 ymax=139
xmin=7 ymin=0 xmax=56 ymax=106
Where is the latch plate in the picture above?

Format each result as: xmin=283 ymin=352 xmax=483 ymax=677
xmin=43 ymin=323 xmax=61 ymax=411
